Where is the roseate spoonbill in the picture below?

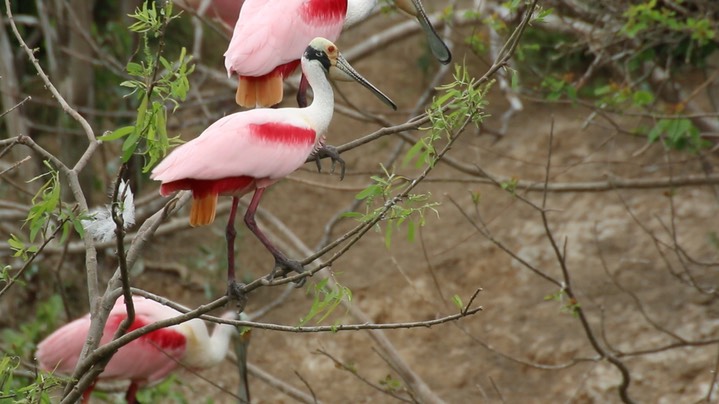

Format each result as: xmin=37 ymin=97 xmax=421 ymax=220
xmin=36 ymin=296 xmax=238 ymax=404
xmin=225 ymin=0 xmax=451 ymax=108
xmin=152 ymin=38 xmax=395 ymax=295
xmin=174 ymin=0 xmax=244 ymax=31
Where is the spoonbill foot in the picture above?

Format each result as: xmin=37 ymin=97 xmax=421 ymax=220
xmin=227 ymin=280 xmax=248 ymax=311
xmin=313 ymin=144 xmax=345 ymax=180
xmin=268 ymin=257 xmax=306 ymax=288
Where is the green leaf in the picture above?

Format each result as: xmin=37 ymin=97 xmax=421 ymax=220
xmin=8 ymin=234 xmax=24 ymax=251
xmin=452 ymin=294 xmax=463 ymax=309
xmin=119 ymin=80 xmax=140 ymax=89
xmin=98 ymin=125 xmax=135 ymax=142
xmin=647 ymin=120 xmax=666 ymax=143
xmin=402 ymin=140 xmax=425 ymax=168
xmin=340 ymin=211 xmax=363 ymax=219
xmin=126 ymin=62 xmax=144 ymax=76
xmin=406 ymin=220 xmax=415 ymax=242
xmin=384 ymin=224 xmax=393 ymax=248
xmin=355 ymin=185 xmax=382 ymax=201
xmin=632 ymin=90 xmax=654 ymax=106
xmin=121 ymin=129 xmax=142 ymax=162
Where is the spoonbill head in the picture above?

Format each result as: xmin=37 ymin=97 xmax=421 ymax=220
xmin=225 ymin=0 xmax=450 ymax=108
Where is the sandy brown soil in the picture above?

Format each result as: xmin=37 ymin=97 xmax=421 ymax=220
xmin=4 ymin=3 xmax=719 ymax=404
xmin=148 ymin=36 xmax=719 ymax=404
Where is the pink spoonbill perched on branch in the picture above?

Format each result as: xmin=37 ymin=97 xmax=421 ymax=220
xmin=151 ymin=38 xmax=396 ymax=296
xmin=36 ymin=296 xmax=238 ymax=404
xmin=225 ymin=0 xmax=451 ymax=108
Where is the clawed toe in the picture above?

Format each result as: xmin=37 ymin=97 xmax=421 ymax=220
xmin=313 ymin=144 xmax=345 ymax=181
xmin=267 ymin=258 xmax=306 ymax=287
xmin=227 ymin=280 xmax=248 ymax=311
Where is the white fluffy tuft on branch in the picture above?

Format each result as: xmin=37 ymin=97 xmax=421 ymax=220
xmin=82 ymin=180 xmax=136 ymax=242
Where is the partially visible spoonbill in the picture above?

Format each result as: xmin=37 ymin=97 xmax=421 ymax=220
xmin=36 ymin=296 xmax=238 ymax=404
xmin=225 ymin=0 xmax=451 ymax=108
xmin=174 ymin=0 xmax=244 ymax=32
xmin=152 ymin=38 xmax=396 ymax=294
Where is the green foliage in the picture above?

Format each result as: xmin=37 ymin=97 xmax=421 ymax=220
xmin=8 ymin=161 xmax=83 ymax=261
xmin=594 ymin=83 xmax=655 ymax=109
xmin=621 ymin=0 xmax=717 ymax=66
xmin=379 ymin=374 xmax=404 ymax=393
xmin=544 ymin=289 xmax=580 ymax=317
xmin=2 ymin=295 xmax=63 ymax=357
xmin=500 ymin=177 xmax=519 ymax=195
xmin=541 ymin=75 xmax=577 ymax=102
xmin=427 ymin=64 xmax=489 ymax=139
xmin=98 ymin=0 xmax=191 ymax=172
xmin=344 ymin=164 xmax=439 ymax=248
xmin=645 ymin=118 xmax=709 ymax=152
xmin=0 ymin=296 xmax=65 ymax=403
xmin=708 ymin=231 xmax=719 ymax=251
xmin=345 ymin=64 xmax=489 ymax=247
xmin=622 ymin=0 xmax=716 ymax=46
xmin=0 ymin=266 xmax=11 ymax=284
xmin=452 ymin=294 xmax=464 ymax=310
xmin=300 ymin=278 xmax=352 ymax=327
xmin=135 ymin=375 xmax=187 ymax=403
xmin=1 ymin=355 xmax=61 ymax=404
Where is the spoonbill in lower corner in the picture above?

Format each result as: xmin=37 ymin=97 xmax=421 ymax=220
xmin=151 ymin=37 xmax=396 ymax=297
xmin=36 ymin=296 xmax=239 ymax=404
xmin=224 ymin=0 xmax=451 ymax=108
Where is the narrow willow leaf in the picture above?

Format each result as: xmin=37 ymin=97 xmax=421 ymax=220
xmin=98 ymin=126 xmax=134 ymax=142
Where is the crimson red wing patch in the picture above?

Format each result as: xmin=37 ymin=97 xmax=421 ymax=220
xmin=300 ymin=0 xmax=347 ymax=24
xmin=249 ymin=123 xmax=316 ymax=146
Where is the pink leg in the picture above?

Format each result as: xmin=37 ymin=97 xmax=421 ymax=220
xmin=125 ymin=382 xmax=139 ymax=404
xmin=226 ymin=196 xmax=240 ymax=283
xmin=81 ymin=381 xmax=96 ymax=404
xmin=226 ymin=196 xmax=246 ymax=302
xmin=244 ymin=188 xmax=305 ymax=285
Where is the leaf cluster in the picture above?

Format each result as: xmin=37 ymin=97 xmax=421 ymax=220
xmin=300 ymin=278 xmax=352 ymax=327
xmin=0 ymin=355 xmax=61 ymax=404
xmin=98 ymin=1 xmax=192 ymax=172
xmin=0 ymin=296 xmax=64 ymax=403
xmin=8 ymin=161 xmax=83 ymax=261
xmin=345 ymin=164 xmax=439 ymax=248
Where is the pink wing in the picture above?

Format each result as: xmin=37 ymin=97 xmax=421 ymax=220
xmin=151 ymin=108 xmax=318 ymax=183
xmin=174 ymin=0 xmax=245 ymax=30
xmin=36 ymin=314 xmax=91 ymax=375
xmin=224 ymin=0 xmax=346 ymax=77
xmin=98 ymin=298 xmax=187 ymax=384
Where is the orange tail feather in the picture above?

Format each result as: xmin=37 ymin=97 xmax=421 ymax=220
xmin=190 ymin=194 xmax=218 ymax=227
xmin=256 ymin=74 xmax=283 ymax=107
xmin=236 ymin=74 xmax=284 ymax=108
xmin=236 ymin=77 xmax=257 ymax=108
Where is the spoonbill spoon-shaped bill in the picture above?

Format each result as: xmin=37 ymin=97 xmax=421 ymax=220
xmin=394 ymin=0 xmax=452 ymax=64
xmin=224 ymin=0 xmax=451 ymax=108
xmin=36 ymin=296 xmax=238 ymax=404
xmin=153 ymin=38 xmax=395 ymax=290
